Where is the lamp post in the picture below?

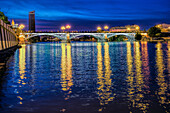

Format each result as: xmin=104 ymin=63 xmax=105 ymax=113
xmin=66 ymin=25 xmax=71 ymax=32
xmin=104 ymin=25 xmax=109 ymax=32
xmin=97 ymin=26 xmax=102 ymax=32
xmin=61 ymin=26 xmax=66 ymax=32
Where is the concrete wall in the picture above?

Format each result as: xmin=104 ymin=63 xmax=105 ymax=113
xmin=0 ymin=19 xmax=18 ymax=51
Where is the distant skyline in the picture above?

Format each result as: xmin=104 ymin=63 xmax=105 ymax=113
xmin=0 ymin=0 xmax=170 ymax=31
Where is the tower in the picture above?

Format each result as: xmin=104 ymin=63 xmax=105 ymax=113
xmin=29 ymin=11 xmax=35 ymax=32
xmin=11 ymin=19 xmax=15 ymax=26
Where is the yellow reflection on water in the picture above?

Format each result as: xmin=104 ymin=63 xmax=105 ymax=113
xmin=155 ymin=42 xmax=169 ymax=106
xmin=19 ymin=44 xmax=26 ymax=85
xmin=66 ymin=43 xmax=73 ymax=94
xmin=127 ymin=42 xmax=149 ymax=113
xmin=134 ymin=42 xmax=148 ymax=112
xmin=126 ymin=42 xmax=135 ymax=109
xmin=60 ymin=43 xmax=73 ymax=100
xmin=167 ymin=42 xmax=170 ymax=78
xmin=126 ymin=42 xmax=133 ymax=75
xmin=18 ymin=44 xmax=27 ymax=104
xmin=141 ymin=42 xmax=150 ymax=91
xmin=97 ymin=42 xmax=113 ymax=111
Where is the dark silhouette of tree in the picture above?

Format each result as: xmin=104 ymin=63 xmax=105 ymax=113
xmin=148 ymin=27 xmax=161 ymax=37
xmin=0 ymin=11 xmax=10 ymax=24
xmin=135 ymin=33 xmax=142 ymax=40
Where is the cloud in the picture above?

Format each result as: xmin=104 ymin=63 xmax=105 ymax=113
xmin=0 ymin=0 xmax=169 ymax=30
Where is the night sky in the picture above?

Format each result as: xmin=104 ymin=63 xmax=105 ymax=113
xmin=0 ymin=0 xmax=169 ymax=31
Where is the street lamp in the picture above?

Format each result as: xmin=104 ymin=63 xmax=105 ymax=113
xmin=97 ymin=26 xmax=102 ymax=31
xmin=66 ymin=25 xmax=71 ymax=32
xmin=19 ymin=24 xmax=25 ymax=30
xmin=104 ymin=25 xmax=109 ymax=30
xmin=61 ymin=26 xmax=66 ymax=32
xmin=66 ymin=25 xmax=71 ymax=29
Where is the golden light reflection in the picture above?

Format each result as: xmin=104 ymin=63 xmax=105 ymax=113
xmin=126 ymin=42 xmax=133 ymax=75
xmin=127 ymin=42 xmax=149 ymax=113
xmin=168 ymin=42 xmax=170 ymax=79
xmin=60 ymin=43 xmax=73 ymax=100
xmin=19 ymin=44 xmax=26 ymax=85
xmin=134 ymin=42 xmax=148 ymax=112
xmin=97 ymin=42 xmax=113 ymax=111
xmin=155 ymin=42 xmax=169 ymax=107
xmin=126 ymin=42 xmax=135 ymax=110
xmin=18 ymin=44 xmax=27 ymax=104
xmin=141 ymin=41 xmax=150 ymax=91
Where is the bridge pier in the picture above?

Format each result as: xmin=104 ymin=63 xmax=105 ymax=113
xmin=104 ymin=33 xmax=109 ymax=42
xmin=66 ymin=33 xmax=71 ymax=43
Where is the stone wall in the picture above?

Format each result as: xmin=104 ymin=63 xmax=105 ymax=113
xmin=0 ymin=19 xmax=18 ymax=51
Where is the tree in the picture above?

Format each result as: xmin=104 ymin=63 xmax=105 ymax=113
xmin=148 ymin=26 xmax=161 ymax=37
xmin=135 ymin=33 xmax=142 ymax=40
xmin=0 ymin=11 xmax=10 ymax=24
xmin=109 ymin=35 xmax=125 ymax=41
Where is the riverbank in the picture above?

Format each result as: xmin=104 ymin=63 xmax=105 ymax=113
xmin=0 ymin=45 xmax=21 ymax=74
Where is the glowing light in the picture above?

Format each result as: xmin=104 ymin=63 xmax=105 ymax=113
xmin=127 ymin=27 xmax=130 ymax=30
xmin=12 ymin=19 xmax=15 ymax=26
xmin=61 ymin=26 xmax=66 ymax=30
xmin=97 ymin=26 xmax=102 ymax=31
xmin=136 ymin=26 xmax=140 ymax=30
xmin=19 ymin=24 xmax=25 ymax=30
xmin=66 ymin=25 xmax=71 ymax=29
xmin=104 ymin=26 xmax=109 ymax=30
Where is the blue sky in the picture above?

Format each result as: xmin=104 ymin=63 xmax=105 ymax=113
xmin=0 ymin=0 xmax=169 ymax=31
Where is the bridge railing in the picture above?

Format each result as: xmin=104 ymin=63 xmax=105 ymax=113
xmin=0 ymin=19 xmax=18 ymax=51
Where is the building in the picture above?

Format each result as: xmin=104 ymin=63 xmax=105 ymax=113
xmin=11 ymin=19 xmax=20 ymax=38
xmin=11 ymin=19 xmax=18 ymax=29
xmin=155 ymin=23 xmax=170 ymax=32
xmin=109 ymin=25 xmax=140 ymax=32
xmin=29 ymin=11 xmax=35 ymax=32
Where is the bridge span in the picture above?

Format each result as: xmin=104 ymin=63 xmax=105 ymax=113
xmin=21 ymin=32 xmax=136 ymax=41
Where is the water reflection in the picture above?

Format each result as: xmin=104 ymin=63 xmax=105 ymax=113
xmin=17 ymin=44 xmax=27 ymax=104
xmin=127 ymin=42 xmax=149 ymax=113
xmin=60 ymin=43 xmax=73 ymax=100
xmin=97 ymin=42 xmax=114 ymax=111
xmin=1 ymin=42 xmax=169 ymax=113
xmin=155 ymin=42 xmax=169 ymax=112
xmin=141 ymin=41 xmax=150 ymax=92
xmin=126 ymin=42 xmax=133 ymax=76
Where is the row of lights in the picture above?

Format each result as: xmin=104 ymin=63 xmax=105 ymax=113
xmin=60 ymin=25 xmax=109 ymax=31
xmin=18 ymin=24 xmax=140 ymax=31
xmin=61 ymin=25 xmax=71 ymax=31
xmin=97 ymin=26 xmax=109 ymax=31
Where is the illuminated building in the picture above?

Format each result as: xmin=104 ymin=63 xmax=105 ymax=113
xmin=109 ymin=25 xmax=140 ymax=32
xmin=29 ymin=11 xmax=35 ymax=32
xmin=155 ymin=23 xmax=170 ymax=32
xmin=11 ymin=19 xmax=20 ymax=37
xmin=11 ymin=19 xmax=18 ymax=28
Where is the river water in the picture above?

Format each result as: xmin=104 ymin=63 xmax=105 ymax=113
xmin=0 ymin=42 xmax=169 ymax=113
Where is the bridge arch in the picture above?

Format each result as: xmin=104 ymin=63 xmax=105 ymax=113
xmin=107 ymin=33 xmax=135 ymax=41
xmin=70 ymin=33 xmax=104 ymax=40
xmin=25 ymin=33 xmax=66 ymax=40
